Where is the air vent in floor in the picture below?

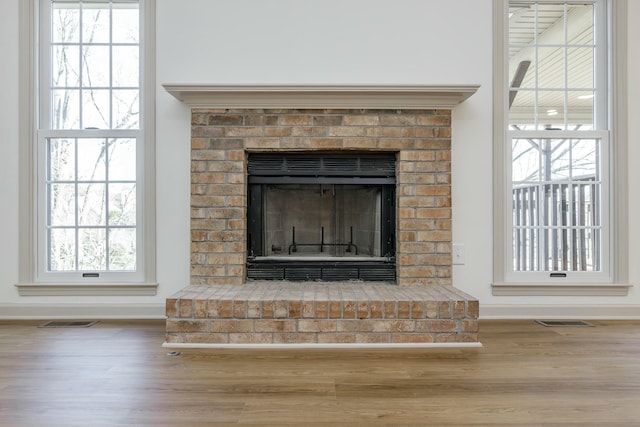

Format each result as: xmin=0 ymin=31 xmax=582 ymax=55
xmin=535 ymin=320 xmax=594 ymax=327
xmin=39 ymin=320 xmax=99 ymax=328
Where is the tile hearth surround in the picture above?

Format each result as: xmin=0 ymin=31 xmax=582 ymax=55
xmin=164 ymin=85 xmax=480 ymax=346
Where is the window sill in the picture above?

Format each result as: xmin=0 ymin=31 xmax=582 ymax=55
xmin=15 ymin=283 xmax=159 ymax=296
xmin=491 ymin=282 xmax=632 ymax=296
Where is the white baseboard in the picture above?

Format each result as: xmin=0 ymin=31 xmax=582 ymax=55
xmin=0 ymin=303 xmax=166 ymax=319
xmin=2 ymin=303 xmax=637 ymax=321
xmin=480 ymin=304 xmax=640 ymax=319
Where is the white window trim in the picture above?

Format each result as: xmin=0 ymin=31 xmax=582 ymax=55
xmin=16 ymin=0 xmax=157 ymax=296
xmin=491 ymin=0 xmax=631 ymax=296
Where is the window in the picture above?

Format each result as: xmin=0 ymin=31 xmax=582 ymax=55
xmin=507 ymin=1 xmax=608 ymax=282
xmin=493 ymin=0 xmax=630 ymax=294
xmin=17 ymin=0 xmax=156 ymax=293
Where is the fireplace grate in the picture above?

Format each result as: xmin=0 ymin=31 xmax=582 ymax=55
xmin=322 ymin=268 xmax=360 ymax=281
xmin=247 ymin=261 xmax=396 ymax=282
xmin=246 ymin=268 xmax=285 ymax=281
xmin=359 ymin=268 xmax=398 ymax=281
xmin=285 ymin=268 xmax=323 ymax=281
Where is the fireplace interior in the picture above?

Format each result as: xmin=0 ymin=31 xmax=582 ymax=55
xmin=247 ymin=152 xmax=396 ymax=282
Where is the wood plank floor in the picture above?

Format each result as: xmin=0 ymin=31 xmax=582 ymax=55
xmin=1 ymin=319 xmax=639 ymax=426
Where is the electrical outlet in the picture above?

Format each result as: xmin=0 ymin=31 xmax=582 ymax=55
xmin=452 ymin=244 xmax=465 ymax=265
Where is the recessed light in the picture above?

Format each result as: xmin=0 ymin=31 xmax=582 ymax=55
xmin=577 ymin=94 xmax=595 ymax=100
xmin=547 ymin=109 xmax=558 ymax=116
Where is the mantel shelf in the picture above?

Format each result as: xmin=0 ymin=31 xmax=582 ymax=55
xmin=162 ymin=84 xmax=480 ymax=109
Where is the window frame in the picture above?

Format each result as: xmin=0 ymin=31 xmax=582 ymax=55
xmin=492 ymin=0 xmax=630 ymax=295
xmin=17 ymin=0 xmax=157 ymax=295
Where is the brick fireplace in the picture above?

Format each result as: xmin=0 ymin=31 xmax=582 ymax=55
xmin=163 ymin=85 xmax=481 ymax=347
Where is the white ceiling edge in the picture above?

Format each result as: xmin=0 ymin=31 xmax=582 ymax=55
xmin=162 ymin=84 xmax=480 ymax=109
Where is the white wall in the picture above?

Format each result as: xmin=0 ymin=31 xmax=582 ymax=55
xmin=0 ymin=0 xmax=21 ymax=307
xmin=0 ymin=0 xmax=638 ymax=318
xmin=624 ymin=0 xmax=640 ymax=310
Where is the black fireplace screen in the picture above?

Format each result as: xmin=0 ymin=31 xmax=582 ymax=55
xmin=247 ymin=152 xmax=396 ymax=282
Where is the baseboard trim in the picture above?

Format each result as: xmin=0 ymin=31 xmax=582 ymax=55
xmin=480 ymin=304 xmax=640 ymax=319
xmin=15 ymin=283 xmax=159 ymax=296
xmin=0 ymin=303 xmax=166 ymax=319
xmin=491 ymin=283 xmax=632 ymax=296
xmin=4 ymin=303 xmax=637 ymax=321
xmin=162 ymin=342 xmax=483 ymax=350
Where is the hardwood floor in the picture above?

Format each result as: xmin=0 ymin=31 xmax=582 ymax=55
xmin=1 ymin=319 xmax=639 ymax=426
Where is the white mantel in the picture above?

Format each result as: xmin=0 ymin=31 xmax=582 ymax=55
xmin=162 ymin=84 xmax=480 ymax=109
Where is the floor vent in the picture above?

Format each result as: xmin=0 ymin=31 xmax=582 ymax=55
xmin=535 ymin=320 xmax=594 ymax=327
xmin=39 ymin=320 xmax=99 ymax=328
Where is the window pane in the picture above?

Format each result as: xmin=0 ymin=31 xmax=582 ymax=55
xmin=567 ymin=47 xmax=594 ymax=89
xmin=52 ymin=4 xmax=79 ymax=43
xmin=112 ymin=46 xmax=139 ymax=87
xmin=52 ymin=45 xmax=80 ymax=88
xmin=575 ymin=183 xmax=595 ymax=227
xmin=109 ymin=183 xmax=136 ymax=225
xmin=571 ymin=139 xmax=599 ymax=178
xmin=52 ymin=89 xmax=80 ymax=129
xmin=49 ymin=228 xmax=76 ymax=271
xmin=567 ymin=4 xmax=594 ymax=45
xmin=112 ymin=90 xmax=139 ymax=129
xmin=112 ymin=6 xmax=139 ymax=43
xmin=77 ymin=138 xmax=106 ymax=181
xmin=82 ymin=46 xmax=110 ymax=88
xmin=82 ymin=6 xmax=110 ymax=44
xmin=78 ymin=228 xmax=106 ymax=270
xmin=568 ymin=91 xmax=594 ymax=127
xmin=109 ymin=228 xmax=136 ymax=270
xmin=509 ymin=90 xmax=536 ymax=129
xmin=108 ymin=138 xmax=136 ymax=180
xmin=534 ymin=4 xmax=565 ymax=34
xmin=49 ymin=184 xmax=76 ymax=226
xmin=538 ymin=90 xmax=565 ymax=129
xmin=49 ymin=138 xmax=75 ymax=181
xmin=510 ymin=58 xmax=535 ymax=90
xmin=548 ymin=139 xmax=570 ymax=180
xmin=513 ymin=226 xmax=539 ymax=271
xmin=537 ymin=47 xmax=565 ymax=89
xmin=512 ymin=138 xmax=541 ymax=182
xmin=78 ymin=183 xmax=106 ymax=226
xmin=82 ymin=89 xmax=110 ymax=129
